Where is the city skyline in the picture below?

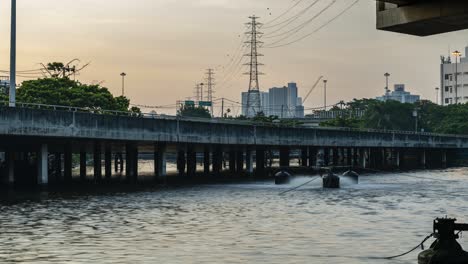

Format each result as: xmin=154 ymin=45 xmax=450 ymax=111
xmin=1 ymin=1 xmax=468 ymax=114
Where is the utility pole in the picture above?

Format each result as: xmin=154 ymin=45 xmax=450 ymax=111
xmin=221 ymin=98 xmax=225 ymax=118
xmin=452 ymin=50 xmax=462 ymax=104
xmin=245 ymin=16 xmax=263 ymax=117
xmin=194 ymin=83 xmax=202 ymax=101
xmin=120 ymin=72 xmax=127 ymax=96
xmin=435 ymin=87 xmax=440 ymax=105
xmin=323 ymin=80 xmax=328 ymax=111
xmin=206 ymin=69 xmax=215 ymax=115
xmin=9 ymin=0 xmax=16 ymax=107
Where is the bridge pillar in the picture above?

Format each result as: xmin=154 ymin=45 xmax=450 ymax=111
xmin=155 ymin=143 xmax=167 ymax=181
xmin=115 ymin=152 xmax=124 ymax=173
xmin=301 ymin=147 xmax=308 ymax=167
xmin=64 ymin=144 xmax=72 ymax=183
xmin=236 ymin=150 xmax=244 ymax=173
xmin=5 ymin=149 xmax=15 ymax=186
xmin=212 ymin=147 xmax=222 ymax=175
xmin=54 ymin=153 xmax=62 ymax=182
xmin=256 ymin=147 xmax=265 ymax=177
xmin=347 ymin=148 xmax=352 ymax=167
xmin=420 ymin=149 xmax=427 ymax=169
xmin=323 ymin=148 xmax=330 ymax=166
xmin=105 ymin=144 xmax=112 ymax=180
xmin=80 ymin=150 xmax=87 ymax=181
xmin=229 ymin=150 xmax=236 ymax=173
xmin=187 ymin=145 xmax=197 ymax=178
xmin=309 ymin=147 xmax=317 ymax=168
xmin=332 ymin=148 xmax=339 ymax=167
xmin=125 ymin=143 xmax=138 ymax=183
xmin=246 ymin=147 xmax=253 ymax=175
xmin=177 ymin=147 xmax=186 ymax=177
xmin=37 ymin=144 xmax=48 ymax=186
xmin=442 ymin=150 xmax=447 ymax=169
xmin=279 ymin=147 xmax=290 ymax=167
xmin=93 ymin=142 xmax=102 ymax=182
xmin=203 ymin=147 xmax=210 ymax=176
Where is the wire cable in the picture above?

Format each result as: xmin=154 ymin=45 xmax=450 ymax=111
xmin=263 ymin=0 xmax=306 ymax=26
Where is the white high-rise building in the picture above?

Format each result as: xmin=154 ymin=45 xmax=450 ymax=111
xmin=441 ymin=46 xmax=468 ymax=105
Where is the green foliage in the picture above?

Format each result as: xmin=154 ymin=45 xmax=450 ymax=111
xmin=320 ymin=98 xmax=468 ymax=135
xmin=15 ymin=77 xmax=134 ymax=112
xmin=178 ymin=105 xmax=211 ymax=118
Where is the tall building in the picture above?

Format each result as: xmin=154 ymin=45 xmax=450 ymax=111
xmin=242 ymin=82 xmax=304 ymax=118
xmin=441 ymin=46 xmax=468 ymax=105
xmin=376 ymin=84 xmax=420 ymax=104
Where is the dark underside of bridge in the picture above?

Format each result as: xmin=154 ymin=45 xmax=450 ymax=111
xmin=377 ymin=1 xmax=468 ymax=36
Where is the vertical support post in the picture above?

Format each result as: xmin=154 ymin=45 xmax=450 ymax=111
xmin=279 ymin=147 xmax=290 ymax=167
xmin=54 ymin=153 xmax=62 ymax=182
xmin=5 ymin=149 xmax=14 ymax=185
xmin=132 ymin=145 xmax=138 ymax=183
xmin=236 ymin=150 xmax=244 ymax=173
xmin=347 ymin=148 xmax=352 ymax=167
xmin=64 ymin=144 xmax=72 ymax=183
xmin=421 ymin=149 xmax=427 ymax=169
xmin=155 ymin=143 xmax=167 ymax=181
xmin=332 ymin=148 xmax=338 ymax=167
xmin=187 ymin=145 xmax=197 ymax=178
xmin=203 ymin=147 xmax=210 ymax=176
xmin=255 ymin=147 xmax=265 ymax=177
xmin=177 ymin=147 xmax=186 ymax=177
xmin=246 ymin=147 xmax=253 ymax=175
xmin=308 ymin=147 xmax=317 ymax=168
xmin=301 ymin=147 xmax=308 ymax=167
xmin=442 ymin=150 xmax=447 ymax=169
xmin=37 ymin=144 xmax=48 ymax=186
xmin=105 ymin=144 xmax=112 ymax=180
xmin=324 ymin=148 xmax=330 ymax=166
xmin=80 ymin=151 xmax=86 ymax=181
xmin=212 ymin=147 xmax=222 ymax=175
xmin=396 ymin=149 xmax=401 ymax=169
xmin=229 ymin=150 xmax=236 ymax=173
xmin=9 ymin=0 xmax=16 ymax=107
xmin=93 ymin=142 xmax=102 ymax=182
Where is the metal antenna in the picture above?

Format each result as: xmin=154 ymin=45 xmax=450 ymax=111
xmin=244 ymin=15 xmax=264 ymax=117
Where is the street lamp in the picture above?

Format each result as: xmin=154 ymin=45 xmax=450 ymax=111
xmin=9 ymin=0 xmax=16 ymax=107
xmin=452 ymin=50 xmax=462 ymax=104
xmin=435 ymin=87 xmax=440 ymax=105
xmin=413 ymin=109 xmax=419 ymax=133
xmin=384 ymin=72 xmax=390 ymax=94
xmin=323 ymin=79 xmax=328 ymax=111
xmin=120 ymin=72 xmax=127 ymax=96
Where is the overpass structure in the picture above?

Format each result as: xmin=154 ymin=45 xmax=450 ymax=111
xmin=377 ymin=0 xmax=468 ymax=36
xmin=0 ymin=106 xmax=467 ymax=187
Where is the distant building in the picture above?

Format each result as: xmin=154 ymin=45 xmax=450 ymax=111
xmin=376 ymin=84 xmax=420 ymax=104
xmin=441 ymin=46 xmax=468 ymax=105
xmin=0 ymin=77 xmax=9 ymax=94
xmin=242 ymin=82 xmax=305 ymax=118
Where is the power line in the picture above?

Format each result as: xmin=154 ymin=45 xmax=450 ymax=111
xmin=263 ymin=0 xmax=337 ymax=46
xmin=264 ymin=0 xmax=360 ymax=49
xmin=263 ymin=0 xmax=306 ymax=26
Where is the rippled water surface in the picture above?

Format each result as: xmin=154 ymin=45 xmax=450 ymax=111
xmin=1 ymin=168 xmax=467 ymax=264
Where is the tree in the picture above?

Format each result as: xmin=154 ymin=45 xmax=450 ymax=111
xmin=178 ymin=105 xmax=211 ymax=118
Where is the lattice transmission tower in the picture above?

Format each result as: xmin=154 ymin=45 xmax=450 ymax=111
xmin=244 ymin=16 xmax=263 ymax=117
xmin=205 ymin=68 xmax=215 ymax=115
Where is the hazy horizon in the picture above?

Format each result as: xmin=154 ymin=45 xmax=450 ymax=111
xmin=1 ymin=0 xmax=468 ymax=115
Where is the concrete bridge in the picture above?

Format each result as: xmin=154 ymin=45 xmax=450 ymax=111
xmin=376 ymin=1 xmax=468 ymax=36
xmin=0 ymin=106 xmax=467 ymax=187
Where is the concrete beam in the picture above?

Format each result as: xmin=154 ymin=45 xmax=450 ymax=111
xmin=377 ymin=1 xmax=468 ymax=36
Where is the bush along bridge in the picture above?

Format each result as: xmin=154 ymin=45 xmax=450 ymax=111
xmin=0 ymin=105 xmax=467 ymax=189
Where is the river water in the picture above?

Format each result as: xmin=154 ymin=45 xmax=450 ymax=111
xmin=0 ymin=168 xmax=467 ymax=264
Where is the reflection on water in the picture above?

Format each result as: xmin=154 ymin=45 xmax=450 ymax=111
xmin=0 ymin=169 xmax=467 ymax=264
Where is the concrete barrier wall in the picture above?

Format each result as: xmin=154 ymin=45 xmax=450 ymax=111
xmin=0 ymin=107 xmax=467 ymax=149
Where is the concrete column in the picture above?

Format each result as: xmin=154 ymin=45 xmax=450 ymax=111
xmin=347 ymin=148 xmax=352 ymax=167
xmin=203 ymin=147 xmax=210 ymax=175
xmin=229 ymin=150 xmax=236 ymax=173
xmin=104 ymin=145 xmax=112 ymax=180
xmin=256 ymin=148 xmax=265 ymax=177
xmin=5 ymin=149 xmax=15 ymax=185
xmin=125 ymin=143 xmax=138 ymax=183
xmin=420 ymin=149 xmax=427 ymax=169
xmin=212 ymin=147 xmax=222 ymax=175
xmin=308 ymin=147 xmax=317 ymax=168
xmin=37 ymin=144 xmax=48 ymax=186
xmin=332 ymin=148 xmax=338 ymax=167
xmin=64 ymin=144 xmax=73 ymax=182
xmin=442 ymin=150 xmax=447 ymax=169
xmin=177 ymin=148 xmax=186 ymax=177
xmin=93 ymin=142 xmax=102 ymax=182
xmin=301 ymin=147 xmax=308 ymax=167
xmin=279 ymin=147 xmax=290 ymax=167
xmin=236 ymin=150 xmax=244 ymax=173
xmin=154 ymin=143 xmax=167 ymax=180
xmin=396 ymin=149 xmax=401 ymax=169
xmin=187 ymin=145 xmax=197 ymax=178
xmin=324 ymin=148 xmax=330 ymax=166
xmin=80 ymin=151 xmax=86 ymax=181
xmin=54 ymin=153 xmax=62 ymax=182
xmin=246 ymin=148 xmax=253 ymax=175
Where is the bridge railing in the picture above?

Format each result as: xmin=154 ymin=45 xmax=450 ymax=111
xmin=1 ymin=101 xmax=467 ymax=139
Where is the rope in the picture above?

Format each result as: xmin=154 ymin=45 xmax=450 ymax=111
xmin=372 ymin=233 xmax=433 ymax=260
xmin=279 ymin=176 xmax=320 ymax=195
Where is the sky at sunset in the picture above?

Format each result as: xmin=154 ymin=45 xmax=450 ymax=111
xmin=1 ymin=0 xmax=468 ymax=115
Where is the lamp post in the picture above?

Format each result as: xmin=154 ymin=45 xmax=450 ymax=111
xmin=435 ymin=87 xmax=440 ymax=105
xmin=9 ymin=0 xmax=16 ymax=107
xmin=413 ymin=109 xmax=419 ymax=133
xmin=323 ymin=80 xmax=328 ymax=111
xmin=384 ymin=72 xmax=390 ymax=94
xmin=452 ymin=50 xmax=462 ymax=104
xmin=120 ymin=72 xmax=127 ymax=96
